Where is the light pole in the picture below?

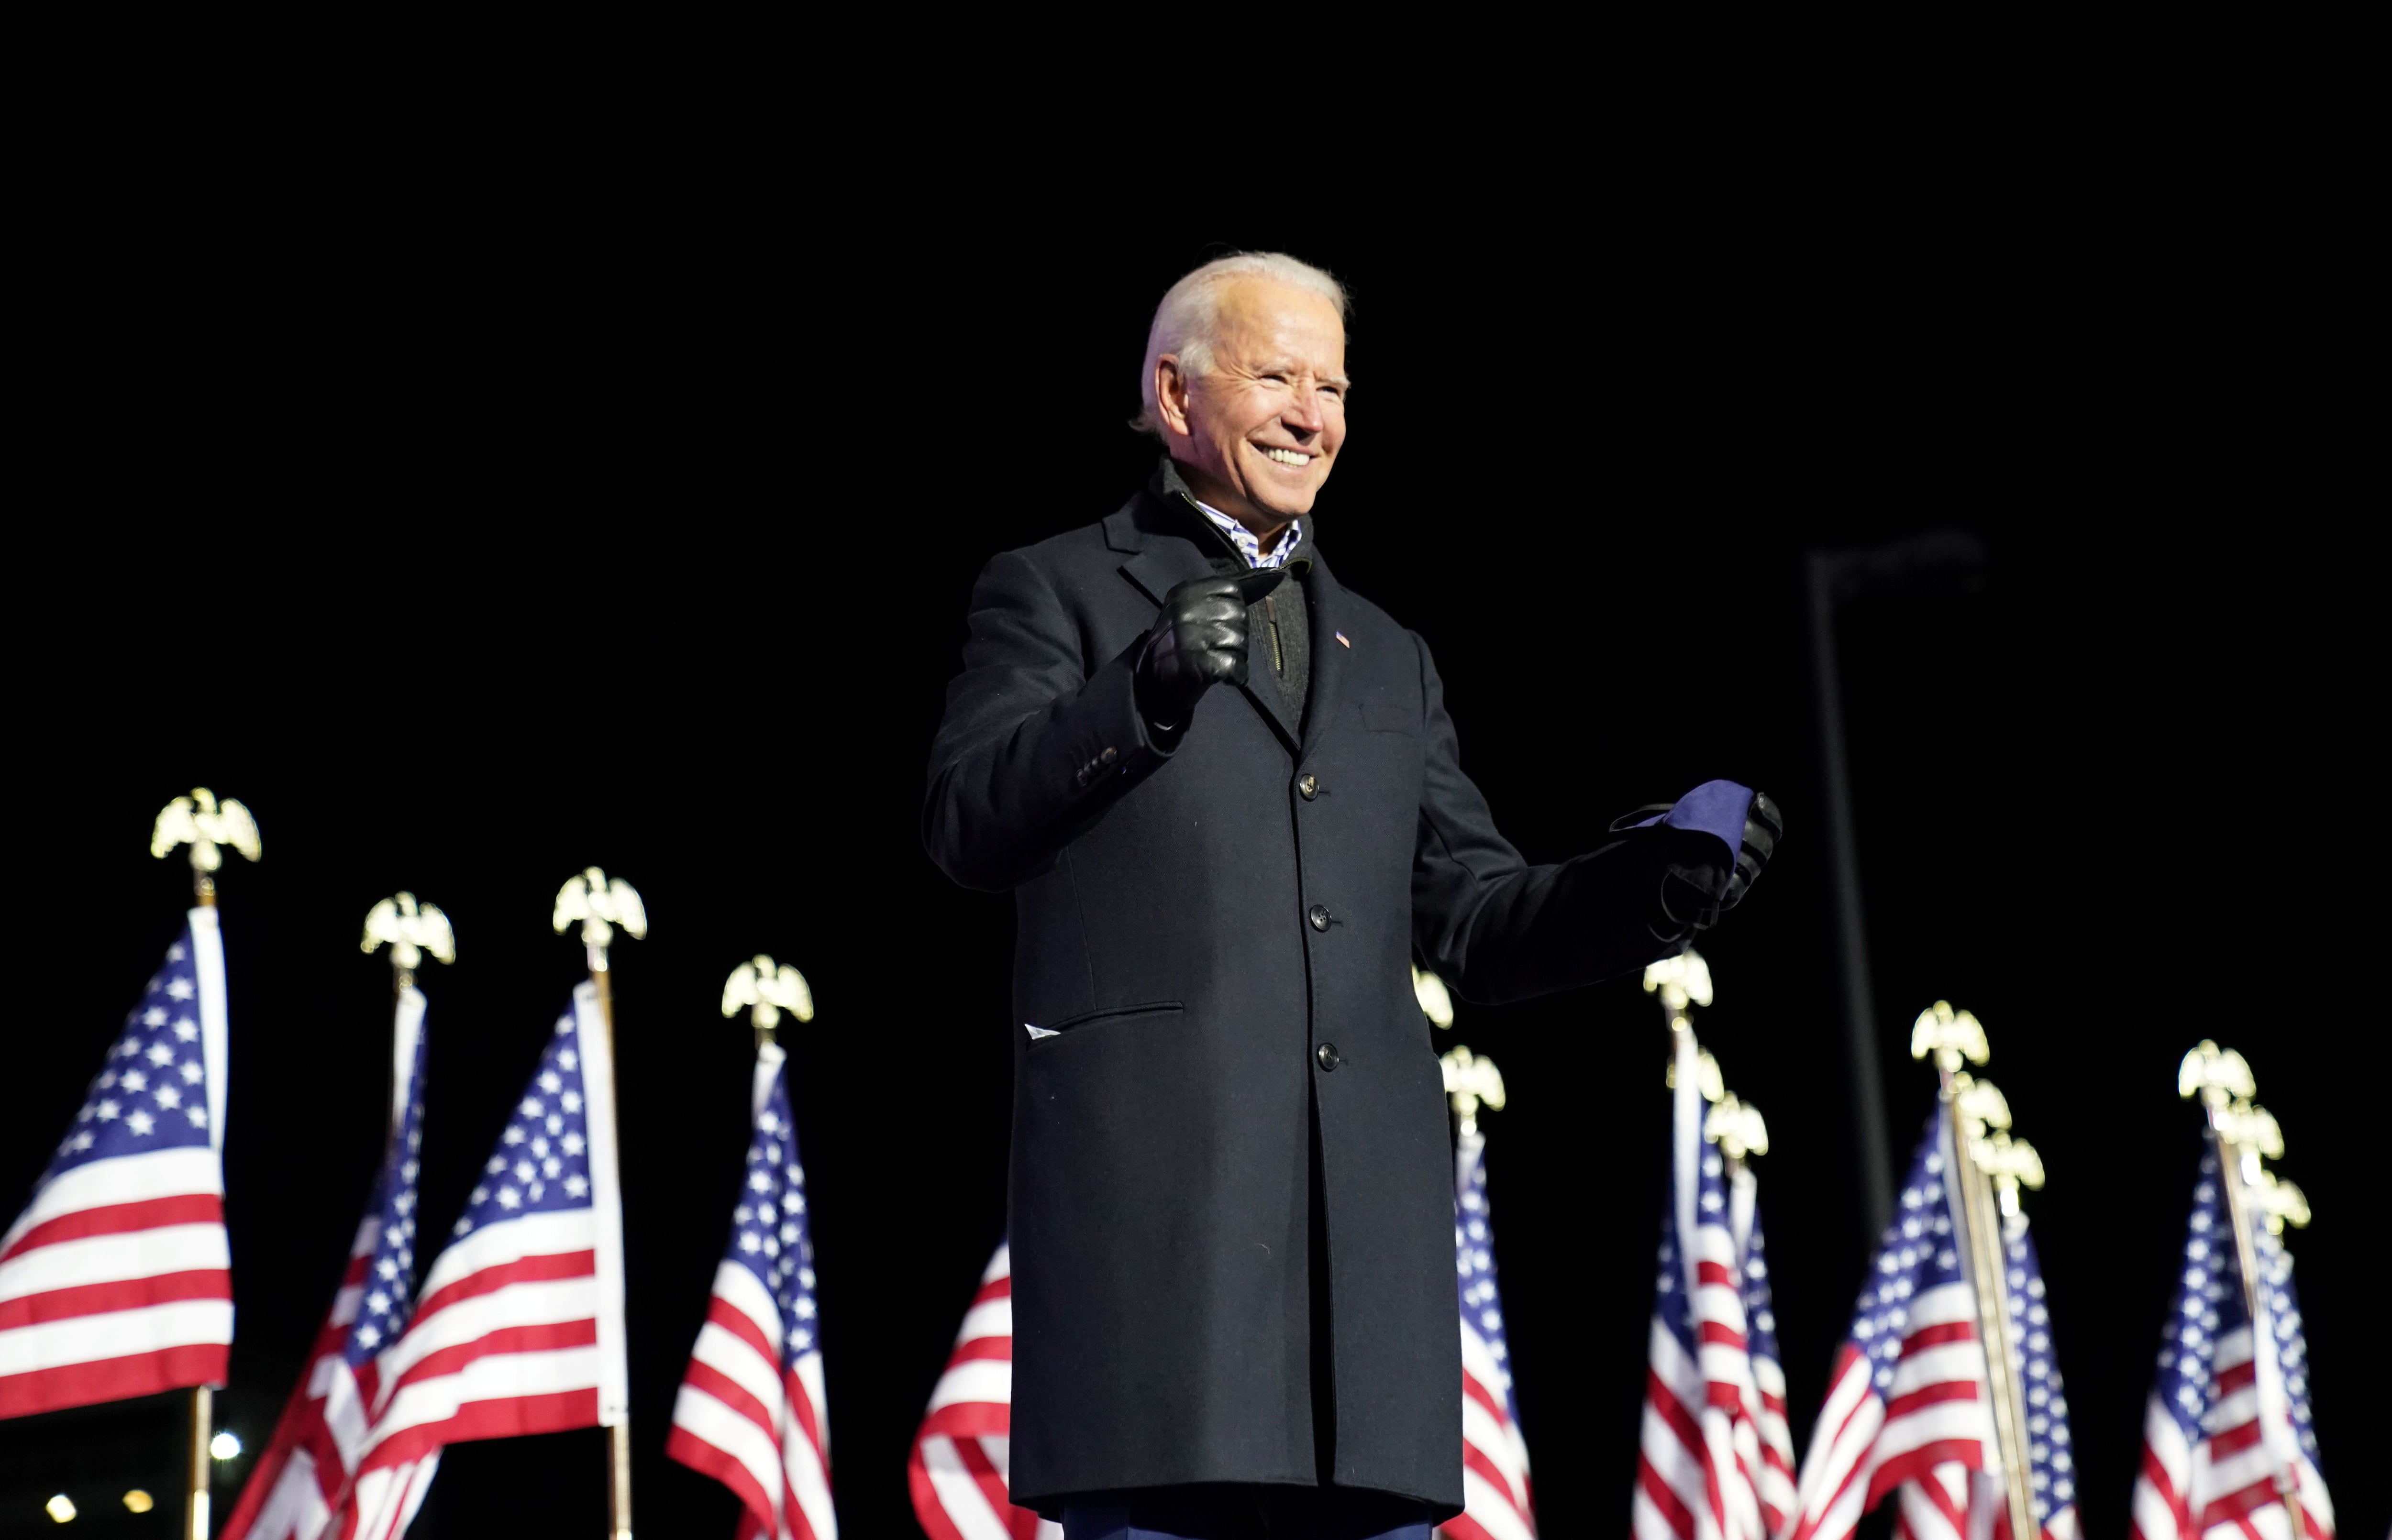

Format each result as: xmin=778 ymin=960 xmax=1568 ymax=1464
xmin=1804 ymin=528 xmax=1987 ymax=1240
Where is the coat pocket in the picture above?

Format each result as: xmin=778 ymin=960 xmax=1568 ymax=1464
xmin=1029 ymin=1000 xmax=1184 ymax=1039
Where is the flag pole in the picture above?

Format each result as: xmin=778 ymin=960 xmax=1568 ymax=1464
xmin=594 ymin=949 xmax=633 ymax=1540
xmin=2180 ymin=1043 xmax=2310 ymax=1540
xmin=186 ymin=872 xmax=215 ymax=1540
xmin=150 ymin=788 xmax=260 ymax=1540
xmin=1957 ymin=1096 xmax=2037 ymax=1540
xmin=554 ymin=869 xmax=646 ymax=1540
xmin=1975 ymin=1119 xmax=2049 ymax=1533
xmin=1643 ymin=954 xmax=1772 ymax=1311
xmin=1910 ymin=1003 xmax=2037 ymax=1540
xmin=266 ymin=893 xmax=447 ymax=1539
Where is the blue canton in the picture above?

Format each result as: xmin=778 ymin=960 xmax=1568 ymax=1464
xmin=1191 ymin=499 xmax=1304 ymax=570
xmin=2000 ymin=1213 xmax=2077 ymax=1521
xmin=49 ymin=924 xmax=212 ymax=1180
xmin=1455 ymin=1140 xmax=1519 ymax=1424
xmin=1847 ymin=1115 xmax=1971 ymax=1395
xmin=346 ymin=1023 xmax=430 ymax=1363
xmin=725 ymin=1054 xmax=821 ymax=1359
xmin=2150 ymin=1151 xmax=2323 ymax=1470
xmin=452 ymin=1005 xmax=595 ymax=1238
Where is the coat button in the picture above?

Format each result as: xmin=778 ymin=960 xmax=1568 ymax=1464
xmin=1307 ymin=904 xmax=1332 ymax=931
xmin=1297 ymin=774 xmax=1319 ymax=800
xmin=1101 ymin=746 xmax=1118 ymax=764
xmin=1316 ymin=1042 xmax=1341 ymax=1071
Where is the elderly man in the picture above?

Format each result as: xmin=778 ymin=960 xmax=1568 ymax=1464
xmin=924 ymin=252 xmax=1780 ymax=1540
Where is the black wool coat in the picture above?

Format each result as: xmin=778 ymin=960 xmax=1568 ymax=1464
xmin=923 ymin=475 xmax=1684 ymax=1515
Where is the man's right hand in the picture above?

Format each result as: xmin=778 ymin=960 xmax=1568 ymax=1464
xmin=1134 ymin=569 xmax=1285 ymax=731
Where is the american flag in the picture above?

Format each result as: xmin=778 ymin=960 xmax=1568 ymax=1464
xmin=908 ymin=1241 xmax=1063 ymax=1540
xmin=1443 ymin=1122 xmax=1535 ymax=1540
xmin=1787 ymin=1109 xmax=2078 ymax=1540
xmin=1787 ymin=1111 xmax=1990 ymax=1540
xmin=0 ymin=911 xmax=232 ymax=1419
xmin=1634 ymin=1031 xmax=1792 ymax=1540
xmin=221 ymin=988 xmax=431 ymax=1540
xmin=335 ymin=982 xmax=630 ymax=1540
xmin=666 ymin=1039 xmax=837 ymax=1540
xmin=2128 ymin=1147 xmax=2334 ymax=1540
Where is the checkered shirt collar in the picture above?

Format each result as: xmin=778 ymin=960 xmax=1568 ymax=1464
xmin=1161 ymin=459 xmax=1305 ymax=570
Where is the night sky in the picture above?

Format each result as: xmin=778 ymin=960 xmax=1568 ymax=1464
xmin=10 ymin=96 xmax=2378 ymax=1539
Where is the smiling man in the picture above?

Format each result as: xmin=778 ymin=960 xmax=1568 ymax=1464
xmin=924 ymin=253 xmax=1783 ymax=1540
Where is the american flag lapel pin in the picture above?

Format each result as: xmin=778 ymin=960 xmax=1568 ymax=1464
xmin=1335 ymin=631 xmax=1351 ymax=649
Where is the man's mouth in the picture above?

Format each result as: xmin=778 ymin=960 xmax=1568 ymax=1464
xmin=1258 ymin=447 xmax=1314 ymax=468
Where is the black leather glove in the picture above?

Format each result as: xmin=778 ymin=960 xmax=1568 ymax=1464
xmin=1616 ymin=790 xmax=1784 ymax=933
xmin=1134 ymin=568 xmax=1285 ymax=731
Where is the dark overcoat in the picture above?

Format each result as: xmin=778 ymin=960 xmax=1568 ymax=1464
xmin=923 ymin=475 xmax=1682 ymax=1515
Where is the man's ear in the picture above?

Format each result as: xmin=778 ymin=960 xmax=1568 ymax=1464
xmin=1153 ymin=357 xmax=1195 ymax=439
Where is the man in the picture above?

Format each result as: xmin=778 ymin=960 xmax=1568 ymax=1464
xmin=923 ymin=252 xmax=1780 ymax=1540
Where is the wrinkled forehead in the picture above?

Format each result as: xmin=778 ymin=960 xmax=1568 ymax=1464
xmin=1213 ymin=277 xmax=1347 ymax=365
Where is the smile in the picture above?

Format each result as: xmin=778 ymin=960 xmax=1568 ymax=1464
xmin=1259 ymin=447 xmax=1313 ymax=467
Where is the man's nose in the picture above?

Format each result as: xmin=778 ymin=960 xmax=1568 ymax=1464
xmin=1283 ymin=393 xmax=1326 ymax=437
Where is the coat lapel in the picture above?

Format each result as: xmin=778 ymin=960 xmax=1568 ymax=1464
xmin=1119 ymin=540 xmax=1210 ymax=608
xmin=1298 ymin=552 xmax=1348 ymax=761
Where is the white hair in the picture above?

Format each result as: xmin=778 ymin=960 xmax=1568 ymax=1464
xmin=1135 ymin=251 xmax=1349 ymax=435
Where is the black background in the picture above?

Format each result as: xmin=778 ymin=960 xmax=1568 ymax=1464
xmin=7 ymin=85 xmax=2380 ymax=1540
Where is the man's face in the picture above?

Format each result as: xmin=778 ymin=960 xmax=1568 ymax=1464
xmin=1157 ymin=278 xmax=1349 ymax=527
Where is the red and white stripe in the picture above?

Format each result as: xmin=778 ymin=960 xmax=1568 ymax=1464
xmin=2130 ymin=1324 xmax=2336 ymax=1540
xmin=346 ymin=1208 xmax=607 ymax=1528
xmin=668 ymin=1257 xmax=835 ymax=1540
xmin=1786 ymin=1281 xmax=1993 ymax=1540
xmin=336 ymin=984 xmax=628 ymax=1540
xmin=1444 ymin=1128 xmax=1534 ymax=1540
xmin=1453 ymin=1317 xmax=1534 ymax=1540
xmin=1750 ymin=1360 xmax=1798 ymax=1539
xmin=221 ymin=988 xmax=426 ymax=1540
xmin=0 ymin=1147 xmax=232 ymax=1416
xmin=1634 ymin=1215 xmax=1775 ymax=1540
xmin=908 ymin=1243 xmax=1062 ymax=1540
xmin=0 ymin=907 xmax=231 ymax=1420
xmin=666 ymin=1043 xmax=836 ymax=1540
xmin=1726 ymin=1173 xmax=1797 ymax=1529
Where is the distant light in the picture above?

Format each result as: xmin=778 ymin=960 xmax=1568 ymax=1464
xmin=210 ymin=1430 xmax=243 ymax=1461
xmin=45 ymin=1494 xmax=76 ymax=1523
xmin=123 ymin=1491 xmax=155 ymax=1514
